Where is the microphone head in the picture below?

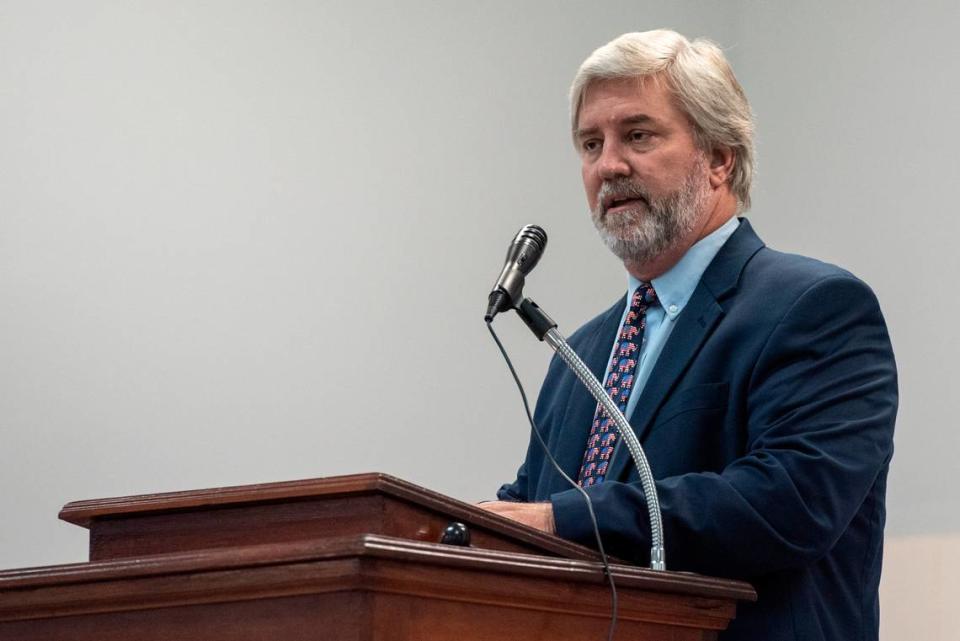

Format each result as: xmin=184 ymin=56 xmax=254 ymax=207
xmin=486 ymin=224 xmax=548 ymax=322
xmin=515 ymin=224 xmax=547 ymax=250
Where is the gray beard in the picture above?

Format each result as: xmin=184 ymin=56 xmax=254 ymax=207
xmin=591 ymin=164 xmax=709 ymax=266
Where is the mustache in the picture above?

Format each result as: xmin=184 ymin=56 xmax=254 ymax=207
xmin=596 ymin=178 xmax=652 ymax=216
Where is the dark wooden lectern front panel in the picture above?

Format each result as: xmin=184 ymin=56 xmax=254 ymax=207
xmin=0 ymin=473 xmax=755 ymax=640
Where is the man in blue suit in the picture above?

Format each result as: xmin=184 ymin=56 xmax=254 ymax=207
xmin=480 ymin=30 xmax=897 ymax=640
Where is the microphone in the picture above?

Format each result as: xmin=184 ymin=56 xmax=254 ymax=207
xmin=485 ymin=224 xmax=547 ymax=322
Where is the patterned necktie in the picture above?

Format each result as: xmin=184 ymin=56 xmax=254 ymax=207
xmin=577 ymin=283 xmax=658 ymax=486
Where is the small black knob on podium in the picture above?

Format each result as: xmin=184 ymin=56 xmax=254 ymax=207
xmin=439 ymin=522 xmax=471 ymax=546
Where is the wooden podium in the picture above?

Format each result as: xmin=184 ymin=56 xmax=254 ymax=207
xmin=0 ymin=473 xmax=754 ymax=640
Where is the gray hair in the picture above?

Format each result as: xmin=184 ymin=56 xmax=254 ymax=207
xmin=570 ymin=30 xmax=755 ymax=210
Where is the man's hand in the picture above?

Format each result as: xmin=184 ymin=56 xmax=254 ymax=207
xmin=476 ymin=500 xmax=556 ymax=535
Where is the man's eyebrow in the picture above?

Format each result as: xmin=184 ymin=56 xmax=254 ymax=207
xmin=575 ymin=114 xmax=658 ymax=139
xmin=622 ymin=114 xmax=656 ymax=126
xmin=575 ymin=126 xmax=601 ymax=139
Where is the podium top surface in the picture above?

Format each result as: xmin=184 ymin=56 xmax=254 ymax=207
xmin=59 ymin=472 xmax=607 ymax=562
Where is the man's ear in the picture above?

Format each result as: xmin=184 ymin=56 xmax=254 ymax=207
xmin=708 ymin=146 xmax=735 ymax=188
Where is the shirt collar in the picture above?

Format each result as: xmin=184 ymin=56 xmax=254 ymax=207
xmin=628 ymin=216 xmax=741 ymax=319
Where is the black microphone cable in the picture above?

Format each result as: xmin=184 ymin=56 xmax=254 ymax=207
xmin=486 ymin=320 xmax=618 ymax=641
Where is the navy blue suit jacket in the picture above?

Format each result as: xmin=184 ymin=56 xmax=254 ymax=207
xmin=498 ymin=219 xmax=897 ymax=640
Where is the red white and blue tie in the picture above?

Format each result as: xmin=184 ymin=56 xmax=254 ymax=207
xmin=577 ymin=283 xmax=658 ymax=486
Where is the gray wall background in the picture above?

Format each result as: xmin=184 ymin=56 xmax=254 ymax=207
xmin=1 ymin=0 xmax=956 ymax=583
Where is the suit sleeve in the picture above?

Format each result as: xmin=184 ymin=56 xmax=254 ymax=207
xmin=550 ymin=275 xmax=897 ymax=578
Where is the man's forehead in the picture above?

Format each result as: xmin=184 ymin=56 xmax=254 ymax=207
xmin=576 ymin=76 xmax=680 ymax=132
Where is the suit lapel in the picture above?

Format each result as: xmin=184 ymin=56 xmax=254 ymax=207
xmin=605 ymin=289 xmax=724 ymax=481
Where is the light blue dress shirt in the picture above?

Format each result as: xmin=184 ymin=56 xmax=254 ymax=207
xmin=611 ymin=216 xmax=740 ymax=421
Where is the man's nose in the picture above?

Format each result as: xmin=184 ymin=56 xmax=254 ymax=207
xmin=597 ymin=142 xmax=631 ymax=179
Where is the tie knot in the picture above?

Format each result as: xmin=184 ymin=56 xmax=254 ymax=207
xmin=632 ymin=283 xmax=658 ymax=308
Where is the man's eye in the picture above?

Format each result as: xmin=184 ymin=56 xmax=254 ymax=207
xmin=582 ymin=140 xmax=601 ymax=153
xmin=629 ymin=130 xmax=650 ymax=143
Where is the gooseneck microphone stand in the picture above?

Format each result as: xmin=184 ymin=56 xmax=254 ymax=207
xmin=514 ymin=297 xmax=667 ymax=571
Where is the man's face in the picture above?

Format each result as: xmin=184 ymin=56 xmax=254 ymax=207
xmin=576 ymin=76 xmax=713 ymax=265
